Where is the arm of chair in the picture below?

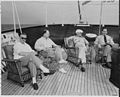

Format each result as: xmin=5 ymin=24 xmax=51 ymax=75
xmin=2 ymin=58 xmax=21 ymax=62
xmin=2 ymin=58 xmax=23 ymax=74
xmin=65 ymin=46 xmax=79 ymax=58
xmin=64 ymin=46 xmax=76 ymax=49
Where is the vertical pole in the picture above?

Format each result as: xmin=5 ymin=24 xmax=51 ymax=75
xmin=62 ymin=6 xmax=64 ymax=26
xmin=78 ymin=0 xmax=82 ymax=23
xmin=99 ymin=1 xmax=103 ymax=35
xmin=45 ymin=2 xmax=48 ymax=27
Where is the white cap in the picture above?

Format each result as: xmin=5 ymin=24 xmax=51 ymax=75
xmin=103 ymin=28 xmax=107 ymax=32
xmin=75 ymin=29 xmax=83 ymax=34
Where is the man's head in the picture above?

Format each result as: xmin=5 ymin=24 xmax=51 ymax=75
xmin=102 ymin=28 xmax=108 ymax=35
xmin=42 ymin=29 xmax=50 ymax=38
xmin=75 ymin=29 xmax=83 ymax=37
xmin=20 ymin=33 xmax=27 ymax=44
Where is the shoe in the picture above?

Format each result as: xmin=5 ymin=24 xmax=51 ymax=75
xmin=81 ymin=67 xmax=85 ymax=72
xmin=44 ymin=70 xmax=56 ymax=76
xmin=32 ymin=83 xmax=39 ymax=90
xmin=103 ymin=56 xmax=107 ymax=63
xmin=59 ymin=68 xmax=67 ymax=74
xmin=106 ymin=62 xmax=112 ymax=69
xmin=102 ymin=64 xmax=108 ymax=68
xmin=59 ymin=60 xmax=67 ymax=64
xmin=76 ymin=64 xmax=79 ymax=67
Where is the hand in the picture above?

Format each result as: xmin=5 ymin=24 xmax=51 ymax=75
xmin=52 ymin=45 xmax=56 ymax=48
xmin=52 ymin=45 xmax=60 ymax=48
xmin=98 ymin=44 xmax=101 ymax=48
xmin=30 ymin=51 xmax=37 ymax=55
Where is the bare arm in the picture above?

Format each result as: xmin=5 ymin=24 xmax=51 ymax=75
xmin=18 ymin=51 xmax=37 ymax=56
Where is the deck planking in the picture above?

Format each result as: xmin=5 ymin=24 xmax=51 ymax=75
xmin=1 ymin=62 xmax=119 ymax=95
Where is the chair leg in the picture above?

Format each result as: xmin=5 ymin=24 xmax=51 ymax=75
xmin=7 ymin=76 xmax=9 ymax=80
xmin=38 ymin=73 xmax=42 ymax=79
xmin=21 ymin=82 xmax=24 ymax=87
xmin=40 ymin=74 xmax=42 ymax=79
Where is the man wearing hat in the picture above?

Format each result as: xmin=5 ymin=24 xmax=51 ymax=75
xmin=94 ymin=28 xmax=114 ymax=68
xmin=67 ymin=29 xmax=89 ymax=71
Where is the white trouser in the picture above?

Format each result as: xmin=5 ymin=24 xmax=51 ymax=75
xmin=77 ymin=46 xmax=87 ymax=63
xmin=103 ymin=45 xmax=112 ymax=62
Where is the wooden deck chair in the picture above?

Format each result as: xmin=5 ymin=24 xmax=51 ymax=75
xmin=2 ymin=45 xmax=42 ymax=87
xmin=64 ymin=37 xmax=85 ymax=72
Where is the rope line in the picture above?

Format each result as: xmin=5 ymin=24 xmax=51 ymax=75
xmin=12 ymin=1 xmax=16 ymax=34
xmin=13 ymin=1 xmax=22 ymax=34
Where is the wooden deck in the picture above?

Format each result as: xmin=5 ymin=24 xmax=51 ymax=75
xmin=1 ymin=62 xmax=119 ymax=95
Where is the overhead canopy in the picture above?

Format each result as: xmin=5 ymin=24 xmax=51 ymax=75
xmin=1 ymin=0 xmax=119 ymax=26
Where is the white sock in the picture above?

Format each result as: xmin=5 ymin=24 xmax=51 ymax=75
xmin=32 ymin=77 xmax=36 ymax=84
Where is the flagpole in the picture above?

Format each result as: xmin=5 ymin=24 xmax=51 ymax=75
xmin=78 ymin=0 xmax=81 ymax=23
xmin=45 ymin=2 xmax=48 ymax=27
xmin=99 ymin=1 xmax=103 ymax=35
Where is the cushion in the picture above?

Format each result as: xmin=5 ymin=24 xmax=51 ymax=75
xmin=21 ymin=67 xmax=30 ymax=74
xmin=67 ymin=39 xmax=75 ymax=47
xmin=3 ymin=45 xmax=14 ymax=59
xmin=38 ymin=50 xmax=48 ymax=58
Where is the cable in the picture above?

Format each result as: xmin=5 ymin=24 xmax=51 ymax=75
xmin=14 ymin=1 xmax=22 ymax=34
xmin=12 ymin=1 xmax=16 ymax=34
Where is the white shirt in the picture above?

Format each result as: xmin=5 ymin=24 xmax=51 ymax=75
xmin=13 ymin=42 xmax=34 ymax=59
xmin=94 ymin=35 xmax=114 ymax=45
xmin=35 ymin=37 xmax=57 ymax=51
xmin=68 ymin=36 xmax=89 ymax=47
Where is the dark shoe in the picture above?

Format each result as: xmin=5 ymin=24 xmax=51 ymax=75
xmin=81 ymin=67 xmax=85 ymax=72
xmin=102 ymin=64 xmax=108 ymax=68
xmin=103 ymin=56 xmax=107 ymax=63
xmin=102 ymin=63 xmax=111 ymax=69
xmin=44 ymin=70 xmax=56 ymax=76
xmin=76 ymin=64 xmax=79 ymax=67
xmin=32 ymin=83 xmax=39 ymax=90
xmin=106 ymin=62 xmax=112 ymax=69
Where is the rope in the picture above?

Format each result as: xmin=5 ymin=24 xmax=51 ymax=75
xmin=12 ymin=1 xmax=16 ymax=34
xmin=13 ymin=1 xmax=22 ymax=34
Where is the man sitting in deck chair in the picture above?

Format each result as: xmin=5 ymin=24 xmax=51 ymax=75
xmin=67 ymin=29 xmax=89 ymax=71
xmin=35 ymin=29 xmax=67 ymax=74
xmin=94 ymin=28 xmax=114 ymax=68
xmin=14 ymin=33 xmax=55 ymax=90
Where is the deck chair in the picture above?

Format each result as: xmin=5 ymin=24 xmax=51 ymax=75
xmin=64 ymin=37 xmax=85 ymax=72
xmin=2 ymin=45 xmax=42 ymax=87
xmin=95 ymin=46 xmax=104 ymax=64
xmin=95 ymin=43 xmax=119 ymax=64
